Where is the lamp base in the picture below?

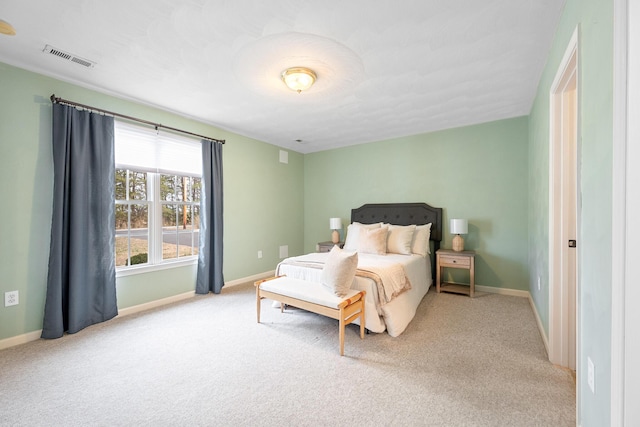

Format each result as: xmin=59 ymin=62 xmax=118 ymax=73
xmin=331 ymin=230 xmax=340 ymax=244
xmin=452 ymin=234 xmax=465 ymax=252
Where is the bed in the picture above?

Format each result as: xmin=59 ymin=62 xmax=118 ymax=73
xmin=276 ymin=202 xmax=443 ymax=337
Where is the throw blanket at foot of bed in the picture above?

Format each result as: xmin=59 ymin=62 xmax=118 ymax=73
xmin=276 ymin=253 xmax=412 ymax=306
xmin=255 ymin=276 xmax=365 ymax=356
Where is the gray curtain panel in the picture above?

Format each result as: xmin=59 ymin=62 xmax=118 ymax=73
xmin=41 ymin=104 xmax=118 ymax=339
xmin=196 ymin=140 xmax=224 ymax=294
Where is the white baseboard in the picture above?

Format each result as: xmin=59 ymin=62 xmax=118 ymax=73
xmin=118 ymin=270 xmax=277 ymax=316
xmin=475 ymin=284 xmax=530 ymax=298
xmin=117 ymin=290 xmax=196 ymax=317
xmin=0 ymin=270 xmax=277 ymax=351
xmin=224 ymin=270 xmax=276 ymax=287
xmin=528 ymin=293 xmax=550 ymax=356
xmin=0 ymin=330 xmax=43 ymax=351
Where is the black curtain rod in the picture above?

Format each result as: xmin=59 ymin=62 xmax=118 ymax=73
xmin=50 ymin=94 xmax=225 ymax=144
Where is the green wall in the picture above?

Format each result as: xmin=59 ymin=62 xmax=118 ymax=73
xmin=527 ymin=0 xmax=613 ymax=425
xmin=304 ymin=117 xmax=530 ymax=290
xmin=0 ymin=62 xmax=304 ymax=341
xmin=1 ymin=58 xmax=530 ymax=343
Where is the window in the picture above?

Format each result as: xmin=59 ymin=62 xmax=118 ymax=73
xmin=115 ymin=169 xmax=150 ymax=266
xmin=114 ymin=120 xmax=202 ymax=271
xmin=158 ymin=173 xmax=201 ymax=261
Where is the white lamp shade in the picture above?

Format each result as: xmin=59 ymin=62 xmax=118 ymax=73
xmin=329 ymin=217 xmax=342 ymax=230
xmin=450 ymin=219 xmax=468 ymax=235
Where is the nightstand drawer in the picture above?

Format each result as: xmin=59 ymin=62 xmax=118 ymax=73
xmin=439 ymin=255 xmax=470 ymax=268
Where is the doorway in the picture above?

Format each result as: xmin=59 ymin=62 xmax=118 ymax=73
xmin=549 ymin=29 xmax=579 ymax=372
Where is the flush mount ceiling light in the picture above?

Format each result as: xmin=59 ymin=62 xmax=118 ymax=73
xmin=0 ymin=19 xmax=16 ymax=36
xmin=281 ymin=67 xmax=317 ymax=93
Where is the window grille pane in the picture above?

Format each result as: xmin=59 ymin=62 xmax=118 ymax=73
xmin=115 ymin=169 xmax=127 ymax=200
xmin=193 ymin=205 xmax=200 ymax=231
xmin=160 ymin=174 xmax=176 ymax=201
xmin=115 ymin=235 xmax=129 ymax=267
xmin=193 ymin=205 xmax=200 ymax=257
xmin=115 ymin=203 xmax=129 ymax=267
xmin=131 ymin=204 xmax=149 ymax=266
xmin=115 ymin=203 xmax=149 ymax=267
xmin=162 ymin=233 xmax=178 ymax=260
xmin=128 ymin=171 xmax=147 ymax=200
xmin=192 ymin=177 xmax=201 ymax=202
xmin=115 ymin=204 xmax=128 ymax=231
xmin=130 ymin=204 xmax=148 ymax=231
xmin=177 ymin=230 xmax=194 ymax=258
xmin=163 ymin=204 xmax=177 ymax=228
xmin=176 ymin=176 xmax=186 ymax=202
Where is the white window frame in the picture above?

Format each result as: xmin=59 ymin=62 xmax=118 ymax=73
xmin=114 ymin=121 xmax=201 ymax=278
xmin=116 ymin=171 xmax=201 ymax=277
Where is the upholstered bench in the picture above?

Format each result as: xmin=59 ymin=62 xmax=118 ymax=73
xmin=255 ymin=276 xmax=366 ymax=356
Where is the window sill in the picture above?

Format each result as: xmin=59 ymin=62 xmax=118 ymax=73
xmin=116 ymin=257 xmax=198 ymax=278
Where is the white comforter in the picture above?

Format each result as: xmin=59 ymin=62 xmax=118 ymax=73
xmin=276 ymin=252 xmax=431 ymax=337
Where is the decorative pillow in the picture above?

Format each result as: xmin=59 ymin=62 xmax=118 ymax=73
xmin=357 ymin=226 xmax=388 ymax=255
xmin=411 ymin=223 xmax=432 ymax=257
xmin=343 ymin=222 xmax=381 ymax=251
xmin=387 ymin=224 xmax=416 ymax=255
xmin=321 ymin=246 xmax=358 ymax=297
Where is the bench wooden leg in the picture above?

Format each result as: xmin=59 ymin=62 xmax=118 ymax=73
xmin=339 ymin=313 xmax=345 ymax=356
xmin=360 ymin=300 xmax=365 ymax=339
xmin=256 ymin=288 xmax=261 ymax=323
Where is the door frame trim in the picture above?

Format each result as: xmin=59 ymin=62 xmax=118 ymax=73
xmin=548 ymin=27 xmax=579 ymax=370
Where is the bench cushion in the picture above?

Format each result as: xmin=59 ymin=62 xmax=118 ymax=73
xmin=260 ymin=277 xmax=360 ymax=309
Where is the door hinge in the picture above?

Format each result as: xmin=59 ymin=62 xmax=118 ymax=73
xmin=568 ymin=240 xmax=577 ymax=248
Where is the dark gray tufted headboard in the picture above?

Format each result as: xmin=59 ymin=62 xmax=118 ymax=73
xmin=350 ymin=202 xmax=443 ymax=280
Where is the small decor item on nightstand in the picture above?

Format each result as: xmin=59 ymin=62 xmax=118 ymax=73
xmin=330 ymin=217 xmax=342 ymax=244
xmin=450 ymin=218 xmax=468 ymax=252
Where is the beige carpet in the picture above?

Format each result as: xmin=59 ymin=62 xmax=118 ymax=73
xmin=0 ymin=283 xmax=575 ymax=426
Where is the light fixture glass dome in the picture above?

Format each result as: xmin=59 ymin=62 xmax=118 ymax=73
xmin=281 ymin=67 xmax=317 ymax=93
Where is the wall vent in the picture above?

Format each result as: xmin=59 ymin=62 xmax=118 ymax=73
xmin=43 ymin=45 xmax=95 ymax=68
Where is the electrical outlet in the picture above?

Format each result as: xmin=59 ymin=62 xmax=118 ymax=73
xmin=257 ymin=250 xmax=263 ymax=259
xmin=5 ymin=291 xmax=19 ymax=307
xmin=587 ymin=357 xmax=595 ymax=393
xmin=537 ymin=276 xmax=541 ymax=291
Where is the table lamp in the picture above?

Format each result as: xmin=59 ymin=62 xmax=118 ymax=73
xmin=330 ymin=217 xmax=342 ymax=244
xmin=450 ymin=219 xmax=468 ymax=252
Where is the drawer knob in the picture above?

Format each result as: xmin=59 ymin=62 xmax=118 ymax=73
xmin=452 ymin=260 xmax=457 ymax=263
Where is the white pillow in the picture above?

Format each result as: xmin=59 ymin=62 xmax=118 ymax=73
xmin=411 ymin=223 xmax=432 ymax=257
xmin=343 ymin=222 xmax=381 ymax=251
xmin=321 ymin=246 xmax=358 ymax=297
xmin=387 ymin=224 xmax=416 ymax=255
xmin=357 ymin=226 xmax=388 ymax=255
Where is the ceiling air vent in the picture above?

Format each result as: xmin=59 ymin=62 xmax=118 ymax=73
xmin=43 ymin=45 xmax=95 ymax=68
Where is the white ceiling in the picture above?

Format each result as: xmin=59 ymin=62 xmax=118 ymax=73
xmin=0 ymin=0 xmax=565 ymax=153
